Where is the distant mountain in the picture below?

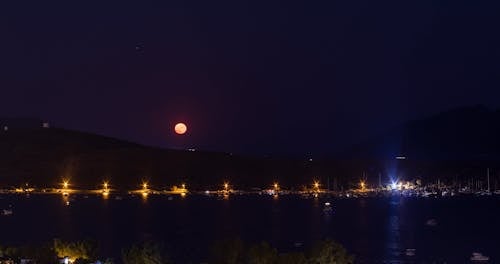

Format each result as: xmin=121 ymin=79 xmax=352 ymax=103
xmin=345 ymin=105 xmax=500 ymax=160
xmin=0 ymin=125 xmax=313 ymax=189
xmin=1 ymin=107 xmax=499 ymax=190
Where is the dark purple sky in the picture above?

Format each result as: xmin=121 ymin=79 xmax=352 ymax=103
xmin=2 ymin=1 xmax=499 ymax=155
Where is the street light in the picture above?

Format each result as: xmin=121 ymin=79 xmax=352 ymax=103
xmin=62 ymin=180 xmax=69 ymax=189
xmin=102 ymin=181 xmax=110 ymax=196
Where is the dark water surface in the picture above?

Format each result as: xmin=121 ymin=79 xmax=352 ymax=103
xmin=0 ymin=194 xmax=499 ymax=263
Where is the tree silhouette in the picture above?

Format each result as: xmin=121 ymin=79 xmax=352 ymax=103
xmin=122 ymin=241 xmax=169 ymax=264
xmin=210 ymin=238 xmax=245 ymax=264
xmin=246 ymin=242 xmax=278 ymax=264
xmin=308 ymin=239 xmax=354 ymax=264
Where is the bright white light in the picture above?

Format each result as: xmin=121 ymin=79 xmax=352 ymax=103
xmin=391 ymin=181 xmax=398 ymax=190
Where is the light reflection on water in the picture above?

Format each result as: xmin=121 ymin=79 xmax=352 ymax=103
xmin=386 ymin=196 xmax=402 ymax=260
xmin=0 ymin=194 xmax=498 ymax=263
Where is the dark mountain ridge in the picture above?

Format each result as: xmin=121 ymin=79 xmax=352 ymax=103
xmin=346 ymin=105 xmax=500 ymax=160
xmin=1 ymin=106 xmax=499 ymax=190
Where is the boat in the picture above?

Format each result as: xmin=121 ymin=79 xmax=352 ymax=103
xmin=425 ymin=219 xmax=438 ymax=227
xmin=470 ymin=252 xmax=489 ymax=262
xmin=1 ymin=209 xmax=13 ymax=216
xmin=405 ymin=248 xmax=416 ymax=257
xmin=323 ymin=202 xmax=333 ymax=212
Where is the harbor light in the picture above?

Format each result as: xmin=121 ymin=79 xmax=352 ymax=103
xmin=179 ymin=183 xmax=187 ymax=196
xmin=313 ymin=181 xmax=320 ymax=191
xmin=61 ymin=180 xmax=70 ymax=196
xmin=141 ymin=182 xmax=150 ymax=197
xmin=224 ymin=182 xmax=229 ymax=191
xmin=102 ymin=181 xmax=110 ymax=196
xmin=390 ymin=180 xmax=403 ymax=190
xmin=62 ymin=180 xmax=69 ymax=189
xmin=360 ymin=181 xmax=366 ymax=190
xmin=273 ymin=182 xmax=279 ymax=190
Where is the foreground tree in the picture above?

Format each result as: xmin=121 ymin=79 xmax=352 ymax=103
xmin=53 ymin=239 xmax=97 ymax=262
xmin=1 ymin=243 xmax=58 ymax=264
xmin=308 ymin=240 xmax=354 ymax=264
xmin=210 ymin=238 xmax=245 ymax=264
xmin=277 ymin=252 xmax=308 ymax=264
xmin=122 ymin=241 xmax=169 ymax=264
xmin=246 ymin=242 xmax=278 ymax=264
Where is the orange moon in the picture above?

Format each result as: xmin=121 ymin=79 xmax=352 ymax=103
xmin=174 ymin=123 xmax=187 ymax=135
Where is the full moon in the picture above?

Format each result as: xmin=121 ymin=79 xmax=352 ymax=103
xmin=174 ymin=123 xmax=187 ymax=135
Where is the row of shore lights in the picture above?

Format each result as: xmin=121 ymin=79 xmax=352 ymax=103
xmin=58 ymin=180 xmax=328 ymax=195
xmin=58 ymin=180 xmax=380 ymax=193
xmin=59 ymin=179 xmax=419 ymax=196
xmin=61 ymin=180 xmax=189 ymax=197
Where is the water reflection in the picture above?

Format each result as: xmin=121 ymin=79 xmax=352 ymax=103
xmin=0 ymin=195 xmax=497 ymax=262
xmin=141 ymin=192 xmax=149 ymax=201
xmin=62 ymin=194 xmax=70 ymax=206
xmin=386 ymin=196 xmax=402 ymax=260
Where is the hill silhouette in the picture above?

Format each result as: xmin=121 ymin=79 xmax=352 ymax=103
xmin=0 ymin=124 xmax=313 ymax=189
xmin=346 ymin=105 xmax=500 ymax=160
xmin=1 ymin=106 xmax=499 ymax=190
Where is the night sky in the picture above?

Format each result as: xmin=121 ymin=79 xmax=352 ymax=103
xmin=2 ymin=1 xmax=499 ymax=156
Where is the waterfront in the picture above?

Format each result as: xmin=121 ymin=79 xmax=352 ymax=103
xmin=0 ymin=194 xmax=498 ymax=263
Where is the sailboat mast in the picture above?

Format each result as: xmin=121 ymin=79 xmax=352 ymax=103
xmin=487 ymin=168 xmax=490 ymax=192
